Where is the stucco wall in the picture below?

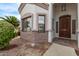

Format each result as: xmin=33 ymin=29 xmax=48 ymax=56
xmin=53 ymin=3 xmax=77 ymax=40
xmin=20 ymin=4 xmax=48 ymax=43
xmin=20 ymin=4 xmax=48 ymax=31
xmin=21 ymin=4 xmax=48 ymax=18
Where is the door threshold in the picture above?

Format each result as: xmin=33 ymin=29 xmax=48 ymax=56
xmin=56 ymin=37 xmax=71 ymax=40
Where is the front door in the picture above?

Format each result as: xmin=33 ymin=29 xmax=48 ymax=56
xmin=59 ymin=15 xmax=71 ymax=38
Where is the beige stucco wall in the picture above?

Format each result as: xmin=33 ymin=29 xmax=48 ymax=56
xmin=20 ymin=4 xmax=48 ymax=31
xmin=21 ymin=4 xmax=48 ymax=18
xmin=53 ymin=3 xmax=77 ymax=40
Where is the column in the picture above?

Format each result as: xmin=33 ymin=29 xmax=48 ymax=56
xmin=31 ymin=13 xmax=38 ymax=47
xmin=48 ymin=3 xmax=53 ymax=43
xmin=77 ymin=3 xmax=79 ymax=48
xmin=32 ymin=13 xmax=38 ymax=31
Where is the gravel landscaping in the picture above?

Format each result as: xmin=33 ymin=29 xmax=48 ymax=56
xmin=0 ymin=36 xmax=50 ymax=56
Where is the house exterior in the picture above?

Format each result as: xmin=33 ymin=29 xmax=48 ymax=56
xmin=18 ymin=3 xmax=79 ymax=48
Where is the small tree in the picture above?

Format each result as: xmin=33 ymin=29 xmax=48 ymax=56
xmin=0 ymin=16 xmax=19 ymax=28
xmin=0 ymin=16 xmax=20 ymax=36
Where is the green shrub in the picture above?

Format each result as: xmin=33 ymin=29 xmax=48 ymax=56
xmin=0 ymin=20 xmax=15 ymax=49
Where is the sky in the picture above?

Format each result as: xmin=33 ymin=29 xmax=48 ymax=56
xmin=0 ymin=3 xmax=21 ymax=20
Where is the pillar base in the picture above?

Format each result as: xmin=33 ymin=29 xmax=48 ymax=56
xmin=48 ymin=31 xmax=53 ymax=43
xmin=77 ymin=32 xmax=79 ymax=48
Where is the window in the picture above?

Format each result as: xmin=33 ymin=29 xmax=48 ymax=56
xmin=38 ymin=15 xmax=45 ymax=32
xmin=22 ymin=16 xmax=32 ymax=32
xmin=56 ymin=22 xmax=58 ymax=33
xmin=72 ymin=20 xmax=76 ymax=34
xmin=61 ymin=4 xmax=66 ymax=11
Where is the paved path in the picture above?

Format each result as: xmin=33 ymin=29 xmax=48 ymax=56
xmin=43 ymin=43 xmax=77 ymax=56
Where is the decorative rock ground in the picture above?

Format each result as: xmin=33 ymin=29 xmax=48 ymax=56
xmin=0 ymin=36 xmax=50 ymax=56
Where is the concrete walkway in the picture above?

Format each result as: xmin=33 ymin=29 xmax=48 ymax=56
xmin=43 ymin=43 xmax=77 ymax=56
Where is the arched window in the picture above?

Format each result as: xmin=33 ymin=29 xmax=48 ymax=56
xmin=61 ymin=4 xmax=66 ymax=11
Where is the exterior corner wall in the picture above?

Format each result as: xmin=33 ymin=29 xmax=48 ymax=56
xmin=20 ymin=3 xmax=49 ymax=43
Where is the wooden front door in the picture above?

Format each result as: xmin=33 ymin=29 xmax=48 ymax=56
xmin=59 ymin=15 xmax=71 ymax=38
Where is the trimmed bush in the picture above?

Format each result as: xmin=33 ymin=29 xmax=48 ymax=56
xmin=0 ymin=20 xmax=15 ymax=49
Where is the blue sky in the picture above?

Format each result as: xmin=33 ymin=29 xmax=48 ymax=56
xmin=0 ymin=3 xmax=20 ymax=20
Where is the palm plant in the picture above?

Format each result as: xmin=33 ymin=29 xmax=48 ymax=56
xmin=0 ymin=16 xmax=19 ymax=28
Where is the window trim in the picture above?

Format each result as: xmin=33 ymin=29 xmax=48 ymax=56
xmin=37 ymin=14 xmax=46 ymax=33
xmin=21 ymin=15 xmax=33 ymax=32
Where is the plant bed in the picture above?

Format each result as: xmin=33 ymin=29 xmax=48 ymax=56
xmin=0 ymin=37 xmax=51 ymax=56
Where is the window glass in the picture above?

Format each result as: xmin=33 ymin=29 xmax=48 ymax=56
xmin=22 ymin=16 xmax=32 ymax=32
xmin=56 ymin=22 xmax=58 ymax=33
xmin=38 ymin=15 xmax=45 ymax=32
xmin=61 ymin=4 xmax=66 ymax=11
xmin=72 ymin=20 xmax=76 ymax=34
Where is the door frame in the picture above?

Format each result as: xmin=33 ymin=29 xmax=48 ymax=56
xmin=58 ymin=15 xmax=71 ymax=39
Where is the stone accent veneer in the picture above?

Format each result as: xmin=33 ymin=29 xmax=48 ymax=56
xmin=20 ymin=31 xmax=48 ymax=43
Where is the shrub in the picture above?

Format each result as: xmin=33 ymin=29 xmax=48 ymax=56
xmin=0 ymin=20 xmax=15 ymax=49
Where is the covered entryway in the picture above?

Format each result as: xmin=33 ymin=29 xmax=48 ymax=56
xmin=59 ymin=15 xmax=71 ymax=38
xmin=51 ymin=3 xmax=78 ymax=48
xmin=52 ymin=3 xmax=77 ymax=40
xmin=48 ymin=3 xmax=78 ymax=45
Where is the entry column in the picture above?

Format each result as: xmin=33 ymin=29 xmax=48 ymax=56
xmin=48 ymin=3 xmax=54 ymax=43
xmin=77 ymin=3 xmax=79 ymax=48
